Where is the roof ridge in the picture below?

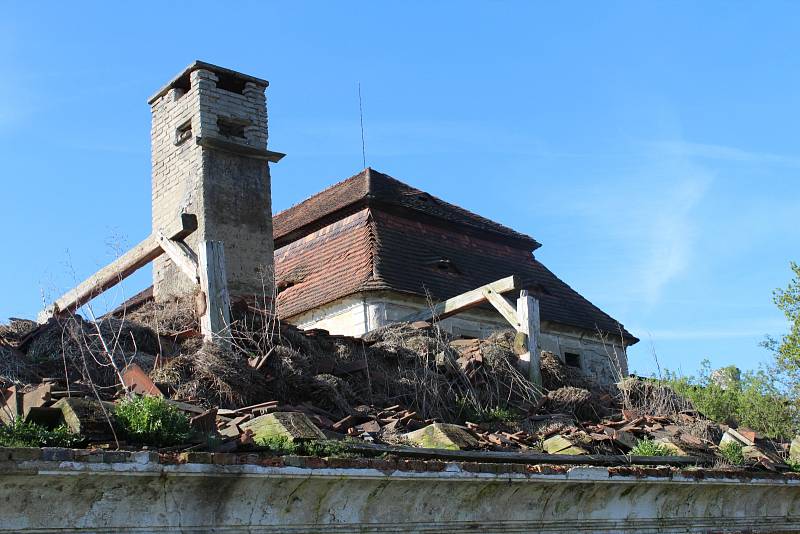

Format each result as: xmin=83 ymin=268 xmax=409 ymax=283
xmin=273 ymin=168 xmax=369 ymax=219
xmin=273 ymin=167 xmax=540 ymax=249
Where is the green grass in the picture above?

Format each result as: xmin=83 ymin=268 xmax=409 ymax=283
xmin=114 ymin=395 xmax=191 ymax=447
xmin=630 ymin=438 xmax=672 ymax=457
xmin=0 ymin=419 xmax=81 ymax=448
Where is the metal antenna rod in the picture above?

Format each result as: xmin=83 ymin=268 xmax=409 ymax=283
xmin=358 ymin=82 xmax=366 ymax=169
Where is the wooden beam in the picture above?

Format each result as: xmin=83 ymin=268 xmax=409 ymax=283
xmin=38 ymin=214 xmax=197 ymax=323
xmin=482 ymin=287 xmax=521 ymax=331
xmin=517 ymin=290 xmax=542 ymax=387
xmin=198 ymin=240 xmax=231 ymax=341
xmin=156 ymin=231 xmax=199 ymax=282
xmin=401 ymin=275 xmax=520 ymax=323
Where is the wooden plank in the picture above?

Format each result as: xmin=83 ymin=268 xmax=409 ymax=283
xmin=482 ymin=287 xmax=521 ymax=330
xmin=38 ymin=214 xmax=197 ymax=323
xmin=517 ymin=290 xmax=542 ymax=387
xmin=401 ymin=275 xmax=520 ymax=323
xmin=156 ymin=231 xmax=198 ymax=282
xmin=198 ymin=240 xmax=231 ymax=341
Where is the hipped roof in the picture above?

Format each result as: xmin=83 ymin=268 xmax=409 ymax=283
xmin=274 ymin=170 xmax=636 ymax=342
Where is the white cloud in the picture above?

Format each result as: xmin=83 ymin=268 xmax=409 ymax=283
xmin=635 ymin=322 xmax=788 ymax=341
xmin=636 ymin=173 xmax=711 ymax=306
xmin=648 ymin=140 xmax=800 ymax=168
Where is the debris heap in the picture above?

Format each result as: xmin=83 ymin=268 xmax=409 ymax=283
xmin=0 ymin=309 xmax=795 ymax=472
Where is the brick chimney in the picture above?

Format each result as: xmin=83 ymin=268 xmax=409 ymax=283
xmin=148 ymin=61 xmax=282 ymax=303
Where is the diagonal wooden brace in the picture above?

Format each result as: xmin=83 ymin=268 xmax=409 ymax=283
xmin=156 ymin=231 xmax=199 ymax=283
xmin=401 ymin=275 xmax=520 ymax=323
xmin=37 ymin=214 xmax=198 ymax=323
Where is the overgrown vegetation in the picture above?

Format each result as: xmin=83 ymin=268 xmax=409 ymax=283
xmin=630 ymin=438 xmax=671 ymax=457
xmin=647 ymin=261 xmax=800 ymax=440
xmin=719 ymin=441 xmax=745 ymax=466
xmin=663 ymin=361 xmax=797 ymax=439
xmin=114 ymin=395 xmax=191 ymax=447
xmin=257 ymin=435 xmax=355 ymax=457
xmin=0 ymin=419 xmax=81 ymax=448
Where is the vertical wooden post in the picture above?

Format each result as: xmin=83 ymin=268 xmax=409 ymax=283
xmin=198 ymin=240 xmax=231 ymax=342
xmin=517 ymin=290 xmax=542 ymax=387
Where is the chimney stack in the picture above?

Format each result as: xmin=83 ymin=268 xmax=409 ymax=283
xmin=148 ymin=61 xmax=282 ymax=303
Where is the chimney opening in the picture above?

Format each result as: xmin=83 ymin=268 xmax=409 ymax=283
xmin=217 ymin=117 xmax=247 ymax=140
xmin=215 ymin=72 xmax=247 ymax=95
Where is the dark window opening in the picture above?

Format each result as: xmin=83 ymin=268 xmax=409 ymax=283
xmin=175 ymin=120 xmax=192 ymax=145
xmin=564 ymin=352 xmax=581 ymax=368
xmin=431 ymin=258 xmax=461 ymax=274
xmin=217 ymin=117 xmax=247 ymax=139
xmin=276 ymin=280 xmax=297 ymax=295
xmin=216 ymin=72 xmax=247 ymax=95
xmin=172 ymin=73 xmax=190 ymax=98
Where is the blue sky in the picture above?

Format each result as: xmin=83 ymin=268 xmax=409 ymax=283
xmin=1 ymin=2 xmax=798 ymax=376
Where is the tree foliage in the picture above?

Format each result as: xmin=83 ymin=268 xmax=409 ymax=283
xmin=764 ymin=261 xmax=800 ymax=377
xmin=665 ymin=360 xmax=797 ymax=439
xmin=662 ymin=262 xmax=800 ymax=440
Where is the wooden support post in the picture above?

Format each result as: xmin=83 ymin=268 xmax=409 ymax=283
xmin=198 ymin=240 xmax=231 ymax=341
xmin=517 ymin=290 xmax=542 ymax=387
xmin=38 ymin=214 xmax=197 ymax=323
xmin=401 ymin=275 xmax=520 ymax=323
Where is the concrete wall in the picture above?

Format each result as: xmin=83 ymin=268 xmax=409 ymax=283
xmin=290 ymin=291 xmax=628 ymax=384
xmin=150 ymin=64 xmax=274 ymax=301
xmin=2 ymin=452 xmax=799 ymax=533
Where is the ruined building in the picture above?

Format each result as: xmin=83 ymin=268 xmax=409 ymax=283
xmin=273 ymin=169 xmax=637 ymax=383
xmin=130 ymin=61 xmax=636 ymax=384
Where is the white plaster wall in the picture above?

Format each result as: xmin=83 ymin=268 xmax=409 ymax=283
xmin=287 ymin=291 xmax=629 ymax=385
xmin=291 ymin=296 xmax=369 ymax=337
xmin=2 ymin=458 xmax=798 ymax=533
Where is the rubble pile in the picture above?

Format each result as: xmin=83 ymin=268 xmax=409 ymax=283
xmin=0 ymin=311 xmax=797 ymax=472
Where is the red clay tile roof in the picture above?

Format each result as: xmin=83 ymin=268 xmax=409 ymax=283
xmin=274 ymin=209 xmax=385 ymax=318
xmin=273 ymin=168 xmax=540 ymax=250
xmin=275 ymin=206 xmax=636 ymax=342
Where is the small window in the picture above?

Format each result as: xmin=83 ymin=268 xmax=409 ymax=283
xmin=564 ymin=352 xmax=581 ymax=368
xmin=430 ymin=258 xmax=461 ymax=274
xmin=175 ymin=120 xmax=192 ymax=145
xmin=217 ymin=117 xmax=247 ymax=139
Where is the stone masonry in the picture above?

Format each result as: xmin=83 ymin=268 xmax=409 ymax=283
xmin=148 ymin=61 xmax=276 ymax=301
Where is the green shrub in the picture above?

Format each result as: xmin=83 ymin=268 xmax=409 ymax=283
xmin=483 ymin=406 xmax=519 ymax=423
xmin=663 ymin=361 xmax=798 ymax=439
xmin=630 ymin=438 xmax=671 ymax=457
xmin=258 ymin=436 xmax=353 ymax=457
xmin=454 ymin=396 xmax=519 ymax=424
xmin=719 ymin=441 xmax=745 ymax=466
xmin=114 ymin=395 xmax=191 ymax=447
xmin=258 ymin=435 xmax=297 ymax=454
xmin=0 ymin=419 xmax=81 ymax=448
